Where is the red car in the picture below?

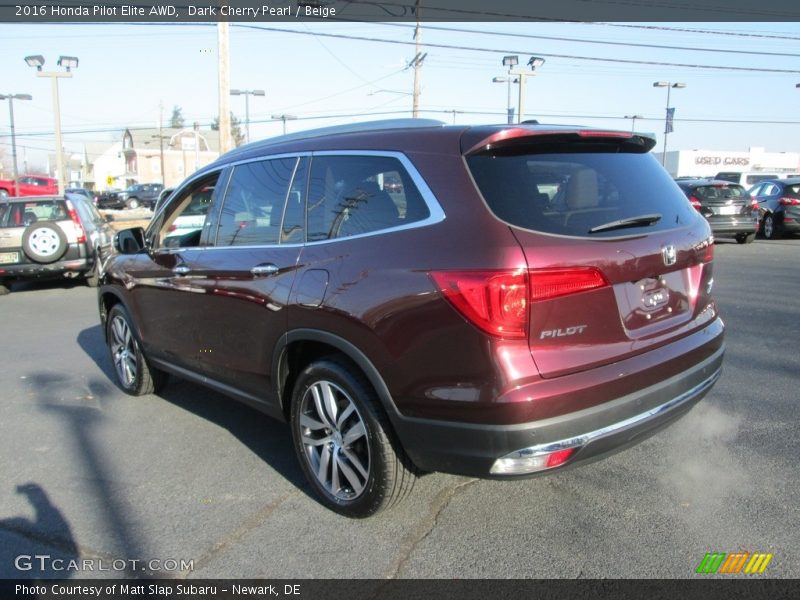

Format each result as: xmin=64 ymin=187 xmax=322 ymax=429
xmin=0 ymin=175 xmax=58 ymax=198
xmin=100 ymin=120 xmax=724 ymax=517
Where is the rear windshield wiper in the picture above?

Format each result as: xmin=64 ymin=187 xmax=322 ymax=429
xmin=588 ymin=213 xmax=662 ymax=234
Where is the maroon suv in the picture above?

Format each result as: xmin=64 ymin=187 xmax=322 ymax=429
xmin=99 ymin=120 xmax=725 ymax=517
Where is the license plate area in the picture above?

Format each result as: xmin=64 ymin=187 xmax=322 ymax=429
xmin=0 ymin=251 xmax=20 ymax=264
xmin=718 ymin=206 xmax=739 ymax=215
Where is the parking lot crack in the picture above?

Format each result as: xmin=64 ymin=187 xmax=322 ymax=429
xmin=382 ymin=478 xmax=478 ymax=580
xmin=183 ymin=489 xmax=298 ymax=577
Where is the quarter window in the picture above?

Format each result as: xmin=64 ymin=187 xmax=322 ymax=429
xmin=216 ymin=158 xmax=296 ymax=247
xmin=306 ymin=155 xmax=430 ymax=241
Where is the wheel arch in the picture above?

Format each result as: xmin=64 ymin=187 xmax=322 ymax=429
xmin=273 ymin=329 xmax=401 ymax=426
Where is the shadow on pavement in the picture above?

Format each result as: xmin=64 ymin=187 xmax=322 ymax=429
xmin=0 ymin=483 xmax=78 ymax=579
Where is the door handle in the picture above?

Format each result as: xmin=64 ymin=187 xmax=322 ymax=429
xmin=173 ymin=265 xmax=191 ymax=276
xmin=250 ymin=264 xmax=279 ymax=277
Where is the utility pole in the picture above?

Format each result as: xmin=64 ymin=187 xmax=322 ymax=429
xmin=412 ymin=0 xmax=422 ymax=118
xmin=158 ymin=101 xmax=165 ymax=186
xmin=217 ymin=22 xmax=232 ymax=154
xmin=0 ymin=93 xmax=32 ymax=198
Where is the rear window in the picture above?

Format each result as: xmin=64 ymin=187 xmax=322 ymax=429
xmin=467 ymin=150 xmax=697 ymax=238
xmin=0 ymin=200 xmax=67 ymax=228
xmin=785 ymin=184 xmax=800 ymax=198
xmin=693 ymin=184 xmax=748 ymax=199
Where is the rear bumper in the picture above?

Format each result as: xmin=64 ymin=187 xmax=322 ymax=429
xmin=707 ymin=216 xmax=757 ymax=237
xmin=0 ymin=245 xmax=90 ymax=280
xmin=393 ymin=320 xmax=725 ymax=478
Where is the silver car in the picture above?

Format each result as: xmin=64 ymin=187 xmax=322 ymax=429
xmin=0 ymin=194 xmax=114 ymax=295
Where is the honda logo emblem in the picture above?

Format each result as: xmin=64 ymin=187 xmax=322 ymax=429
xmin=662 ymin=244 xmax=677 ymax=266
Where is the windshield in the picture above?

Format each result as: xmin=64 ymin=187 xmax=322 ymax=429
xmin=467 ymin=150 xmax=698 ymax=238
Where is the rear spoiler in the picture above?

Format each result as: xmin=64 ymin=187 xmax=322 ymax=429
xmin=462 ymin=127 xmax=657 ymax=156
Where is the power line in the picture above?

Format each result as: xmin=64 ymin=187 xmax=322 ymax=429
xmin=228 ymin=23 xmax=800 ymax=74
xmin=377 ymin=22 xmax=800 ymax=58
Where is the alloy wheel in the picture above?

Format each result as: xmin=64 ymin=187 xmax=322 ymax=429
xmin=110 ymin=315 xmax=138 ymax=388
xmin=298 ymin=380 xmax=370 ymax=501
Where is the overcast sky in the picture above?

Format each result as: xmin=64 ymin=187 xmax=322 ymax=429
xmin=1 ymin=20 xmax=799 ymax=169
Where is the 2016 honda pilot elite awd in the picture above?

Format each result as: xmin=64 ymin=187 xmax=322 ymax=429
xmin=99 ymin=120 xmax=725 ymax=517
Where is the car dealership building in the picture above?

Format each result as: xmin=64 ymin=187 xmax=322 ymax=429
xmin=663 ymin=147 xmax=800 ymax=178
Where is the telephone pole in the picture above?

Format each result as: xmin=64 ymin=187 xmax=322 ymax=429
xmin=217 ymin=22 xmax=232 ymax=154
xmin=412 ymin=0 xmax=423 ymax=118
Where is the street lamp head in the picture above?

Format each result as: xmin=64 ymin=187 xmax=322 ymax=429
xmin=672 ymin=82 xmax=687 ymax=89
xmin=502 ymin=55 xmax=519 ymax=67
xmin=252 ymin=90 xmax=266 ymax=97
xmin=230 ymin=89 xmax=243 ymax=96
xmin=624 ymin=114 xmax=644 ymax=119
xmin=57 ymin=56 xmax=79 ymax=71
xmin=528 ymin=56 xmax=546 ymax=70
xmin=653 ymin=81 xmax=669 ymax=88
xmin=492 ymin=76 xmax=509 ymax=83
xmin=24 ymin=55 xmax=45 ymax=71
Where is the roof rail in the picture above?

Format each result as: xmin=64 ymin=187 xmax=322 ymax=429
xmin=235 ymin=118 xmax=447 ymax=152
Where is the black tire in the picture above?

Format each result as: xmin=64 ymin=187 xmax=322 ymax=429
xmin=106 ymin=304 xmax=168 ymax=396
xmin=762 ymin=213 xmax=782 ymax=240
xmin=127 ymin=197 xmax=140 ymax=209
xmin=735 ymin=232 xmax=756 ymax=244
xmin=85 ymin=253 xmax=100 ymax=288
xmin=22 ymin=222 xmax=68 ymax=264
xmin=290 ymin=357 xmax=416 ymax=518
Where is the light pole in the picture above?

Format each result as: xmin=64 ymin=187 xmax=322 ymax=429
xmin=495 ymin=55 xmax=518 ymax=124
xmin=25 ymin=54 xmax=77 ymax=195
xmin=0 ymin=93 xmax=32 ymax=198
xmin=653 ymin=81 xmax=686 ymax=166
xmin=271 ymin=114 xmax=297 ymax=136
xmin=624 ymin=114 xmax=643 ymax=133
xmin=230 ymin=88 xmax=265 ymax=144
xmin=510 ymin=56 xmax=546 ymax=124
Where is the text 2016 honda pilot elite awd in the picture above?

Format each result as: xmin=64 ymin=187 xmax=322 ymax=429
xmin=99 ymin=120 xmax=724 ymax=517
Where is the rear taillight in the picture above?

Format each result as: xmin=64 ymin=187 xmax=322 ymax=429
xmin=430 ymin=267 xmax=608 ymax=339
xmin=529 ymin=267 xmax=608 ymax=301
xmin=689 ymin=195 xmax=703 ymax=211
xmin=430 ymin=270 xmax=528 ymax=339
xmin=750 ymin=197 xmax=759 ymax=210
xmin=779 ymin=197 xmax=800 ymax=206
xmin=65 ymin=199 xmax=86 ymax=243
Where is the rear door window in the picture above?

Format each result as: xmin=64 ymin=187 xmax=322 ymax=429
xmin=306 ymin=154 xmax=430 ymax=241
xmin=215 ymin=157 xmax=296 ymax=247
xmin=467 ymin=150 xmax=697 ymax=238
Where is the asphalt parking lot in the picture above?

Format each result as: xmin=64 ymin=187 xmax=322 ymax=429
xmin=0 ymin=238 xmax=798 ymax=580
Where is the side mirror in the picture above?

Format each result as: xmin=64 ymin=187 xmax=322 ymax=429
xmin=114 ymin=227 xmax=146 ymax=254
xmin=104 ymin=214 xmax=115 ymax=223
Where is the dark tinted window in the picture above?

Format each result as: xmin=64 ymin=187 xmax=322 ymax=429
xmin=306 ymin=155 xmax=429 ymax=241
xmin=216 ymin=158 xmax=295 ymax=247
xmin=784 ymin=184 xmax=800 ymax=198
xmin=467 ymin=151 xmax=698 ymax=237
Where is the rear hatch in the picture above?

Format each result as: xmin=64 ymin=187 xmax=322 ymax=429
xmin=688 ymin=182 xmax=753 ymax=221
xmin=464 ymin=127 xmax=716 ymax=378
